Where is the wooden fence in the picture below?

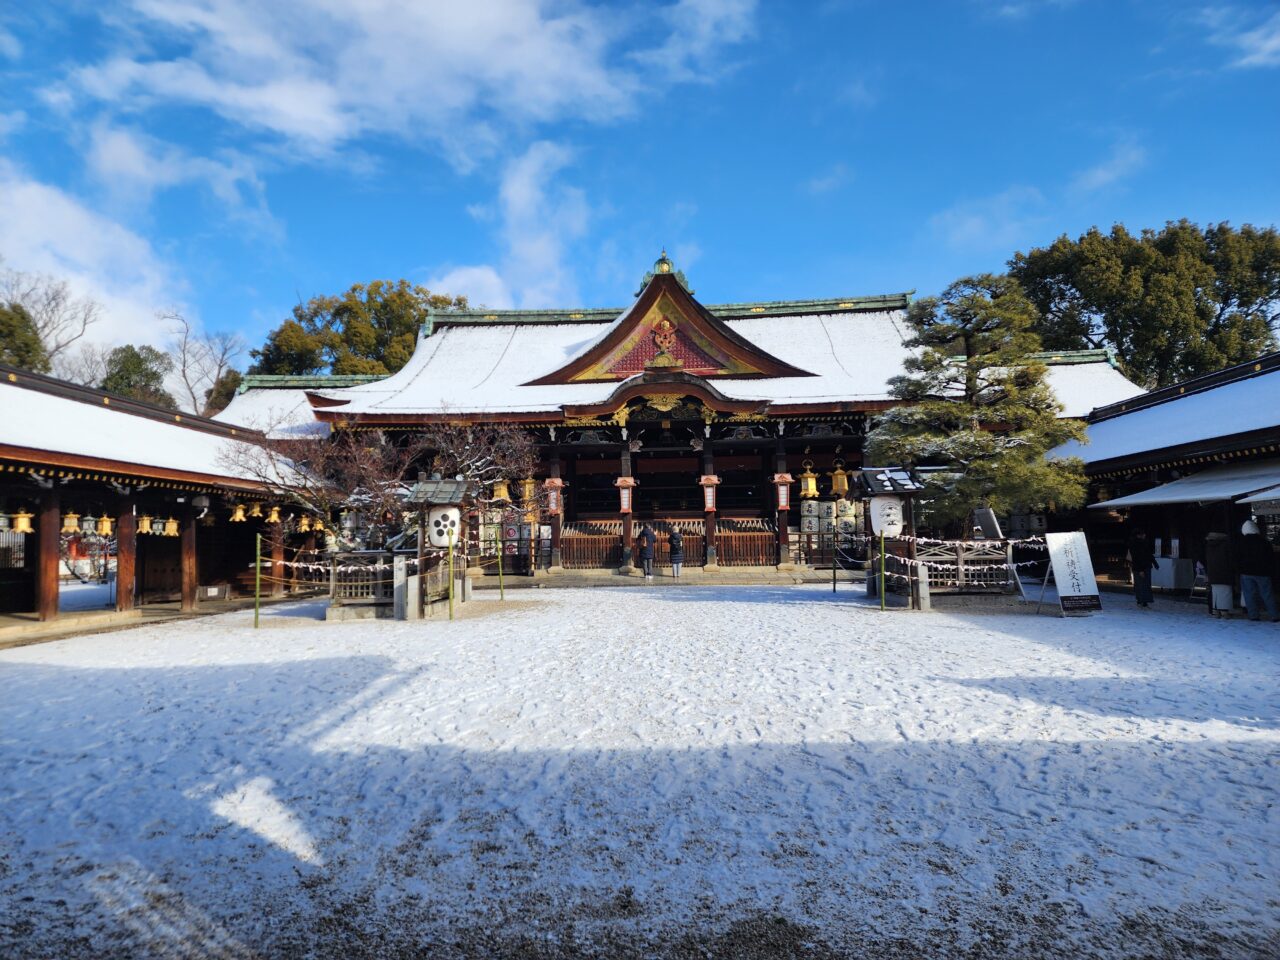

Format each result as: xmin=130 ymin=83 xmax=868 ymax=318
xmin=716 ymin=531 xmax=776 ymax=567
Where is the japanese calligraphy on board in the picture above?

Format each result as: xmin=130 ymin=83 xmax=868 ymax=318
xmin=1044 ymin=531 xmax=1102 ymax=613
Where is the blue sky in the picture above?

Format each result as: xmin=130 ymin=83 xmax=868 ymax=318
xmin=1 ymin=0 xmax=1278 ymax=354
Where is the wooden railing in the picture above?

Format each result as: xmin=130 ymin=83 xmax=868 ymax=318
xmin=716 ymin=531 xmax=776 ymax=566
xmin=561 ymin=535 xmax=623 ymax=569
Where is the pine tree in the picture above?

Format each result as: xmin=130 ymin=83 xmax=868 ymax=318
xmin=866 ymin=275 xmax=1088 ymax=528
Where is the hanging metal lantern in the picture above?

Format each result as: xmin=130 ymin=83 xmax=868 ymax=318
xmin=61 ymin=511 xmax=81 ymax=534
xmin=96 ymin=515 xmax=114 ymax=537
xmin=163 ymin=516 xmax=180 ymax=537
xmin=229 ymin=504 xmax=247 ymax=522
xmin=266 ymin=505 xmax=281 ymax=524
xmin=519 ymin=477 xmax=537 ymax=503
xmin=798 ymin=460 xmax=820 ymax=499
xmin=828 ymin=459 xmax=850 ymax=499
xmin=249 ymin=502 xmax=263 ymax=518
xmin=0 ymin=513 xmax=9 ymax=532
xmin=298 ymin=515 xmax=312 ymax=532
xmin=314 ymin=516 xmax=325 ymax=532
xmin=340 ymin=510 xmax=356 ymax=531
xmin=80 ymin=514 xmax=97 ymax=535
xmin=491 ymin=479 xmax=511 ymax=502
xmin=12 ymin=510 xmax=34 ymax=535
xmin=137 ymin=514 xmax=154 ymax=535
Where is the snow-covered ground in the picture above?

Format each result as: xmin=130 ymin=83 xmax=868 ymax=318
xmin=1 ymin=587 xmax=1276 ymax=958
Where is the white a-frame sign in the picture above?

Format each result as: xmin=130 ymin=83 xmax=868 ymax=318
xmin=1037 ymin=531 xmax=1103 ymax=615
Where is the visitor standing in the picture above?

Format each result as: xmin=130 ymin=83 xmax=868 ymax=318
xmin=1127 ymin=529 xmax=1158 ymax=608
xmin=668 ymin=529 xmax=684 ymax=579
xmin=1238 ymin=520 xmax=1278 ymax=622
xmin=1203 ymin=531 xmax=1235 ymax=617
xmin=638 ymin=524 xmax=656 ymax=581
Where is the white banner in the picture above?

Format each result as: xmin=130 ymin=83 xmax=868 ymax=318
xmin=1045 ymin=531 xmax=1102 ymax=613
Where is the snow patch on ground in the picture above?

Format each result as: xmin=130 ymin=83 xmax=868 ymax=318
xmin=1 ymin=587 xmax=1277 ymax=957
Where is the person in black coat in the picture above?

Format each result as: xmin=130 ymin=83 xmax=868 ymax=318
xmin=638 ymin=524 xmax=657 ymax=580
xmin=668 ymin=529 xmax=685 ymax=579
xmin=1127 ymin=528 xmax=1158 ymax=608
xmin=1238 ymin=520 xmax=1278 ymax=622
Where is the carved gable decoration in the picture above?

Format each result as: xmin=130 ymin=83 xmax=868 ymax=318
xmin=525 ymin=273 xmax=814 ymax=386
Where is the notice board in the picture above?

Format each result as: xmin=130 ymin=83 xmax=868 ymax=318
xmin=1044 ymin=531 xmax=1102 ymax=613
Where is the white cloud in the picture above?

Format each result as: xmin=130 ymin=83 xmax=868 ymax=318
xmin=0 ymin=110 xmax=25 ymax=140
xmin=0 ymin=160 xmax=185 ymax=347
xmin=428 ymin=141 xmax=589 ymax=308
xmin=929 ymin=186 xmax=1047 ymax=252
xmin=85 ymin=121 xmax=275 ymax=232
xmin=61 ymin=1 xmax=755 ymax=167
xmin=1205 ymin=8 xmax=1280 ymax=68
xmin=805 ymin=162 xmax=852 ymax=195
xmin=1070 ymin=138 xmax=1146 ymax=193
xmin=0 ymin=26 xmax=20 ymax=60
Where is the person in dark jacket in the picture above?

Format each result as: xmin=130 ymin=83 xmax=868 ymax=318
xmin=1238 ymin=520 xmax=1278 ymax=622
xmin=668 ymin=529 xmax=684 ymax=578
xmin=1204 ymin=531 xmax=1235 ymax=617
xmin=1127 ymin=529 xmax=1158 ymax=608
xmin=638 ymin=524 xmax=657 ymax=581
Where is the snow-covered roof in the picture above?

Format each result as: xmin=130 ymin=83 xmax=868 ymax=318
xmin=0 ymin=368 xmax=269 ymax=488
xmin=214 ymin=388 xmax=330 ymax=438
xmin=305 ymin=310 xmax=1140 ymax=419
xmin=1054 ymin=358 xmax=1280 ymax=465
xmin=1091 ymin=458 xmax=1280 ymax=507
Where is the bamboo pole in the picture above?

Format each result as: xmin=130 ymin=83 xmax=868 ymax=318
xmin=879 ymin=531 xmax=885 ymax=612
xmin=447 ymin=528 xmax=455 ymax=621
xmin=254 ymin=532 xmax=262 ymax=629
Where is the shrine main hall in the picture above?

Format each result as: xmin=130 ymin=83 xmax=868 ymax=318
xmin=220 ymin=254 xmax=1143 ymax=569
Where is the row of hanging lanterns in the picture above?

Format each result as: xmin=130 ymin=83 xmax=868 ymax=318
xmin=58 ymin=512 xmax=117 ymax=537
xmin=797 ymin=459 xmax=851 ymax=500
xmin=0 ymin=511 xmax=35 ymax=534
xmin=228 ymin=502 xmax=324 ymax=531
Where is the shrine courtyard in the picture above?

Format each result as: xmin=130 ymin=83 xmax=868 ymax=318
xmin=1 ymin=586 xmax=1276 ymax=959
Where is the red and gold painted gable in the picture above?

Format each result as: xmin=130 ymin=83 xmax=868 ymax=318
xmin=525 ymin=273 xmax=814 ymax=386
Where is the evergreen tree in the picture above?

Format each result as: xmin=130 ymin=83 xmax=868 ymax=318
xmin=1010 ymin=220 xmax=1280 ymax=387
xmin=0 ymin=302 xmax=51 ymax=373
xmin=100 ymin=345 xmax=178 ymax=409
xmin=866 ymin=275 xmax=1088 ymax=527
xmin=203 ymin=368 xmax=243 ymax=416
xmin=249 ymin=280 xmax=466 ymax=376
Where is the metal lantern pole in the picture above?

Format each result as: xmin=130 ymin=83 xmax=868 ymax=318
xmin=254 ymin=532 xmax=262 ymax=629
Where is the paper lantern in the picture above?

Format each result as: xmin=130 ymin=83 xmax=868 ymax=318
xmin=162 ymin=516 xmax=180 ymax=537
xmin=543 ymin=477 xmax=564 ymax=515
xmin=615 ymin=476 xmax=638 ymax=514
xmin=137 ymin=514 xmax=154 ymax=535
xmin=96 ymin=515 xmax=114 ymax=537
xmin=428 ymin=506 xmax=462 ymax=547
xmin=771 ymin=473 xmax=793 ymax=511
xmin=698 ymin=474 xmax=720 ymax=512
xmin=229 ymin=504 xmax=247 ymax=522
xmin=11 ymin=511 xmax=33 ymax=535
xmin=61 ymin=511 xmax=81 ymax=534
xmin=869 ymin=496 xmax=904 ymax=538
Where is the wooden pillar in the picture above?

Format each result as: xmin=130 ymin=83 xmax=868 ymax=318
xmin=36 ymin=488 xmax=60 ymax=621
xmin=180 ymin=509 xmax=198 ymax=612
xmin=115 ymin=499 xmax=136 ymax=612
xmin=271 ymin=529 xmax=285 ymax=597
xmin=548 ymin=455 xmax=563 ymax=568
xmin=619 ymin=445 xmax=635 ymax=569
xmin=702 ymin=445 xmax=718 ymax=567
xmin=774 ymin=438 xmax=790 ymax=566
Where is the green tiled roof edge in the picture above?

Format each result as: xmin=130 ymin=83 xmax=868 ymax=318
xmin=428 ymin=291 xmax=913 ymax=329
xmin=238 ymin=374 xmax=387 ymax=393
xmin=1029 ymin=349 xmax=1119 ymax=367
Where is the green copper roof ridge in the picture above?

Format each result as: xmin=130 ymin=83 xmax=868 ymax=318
xmin=431 ymin=291 xmax=914 ymax=328
xmin=239 ymin=373 xmax=387 ymax=393
xmin=1027 ymin=349 xmax=1118 ymax=367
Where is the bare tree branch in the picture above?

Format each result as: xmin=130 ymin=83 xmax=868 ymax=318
xmin=164 ymin=311 xmax=245 ymax=415
xmin=0 ymin=265 xmax=101 ymax=360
